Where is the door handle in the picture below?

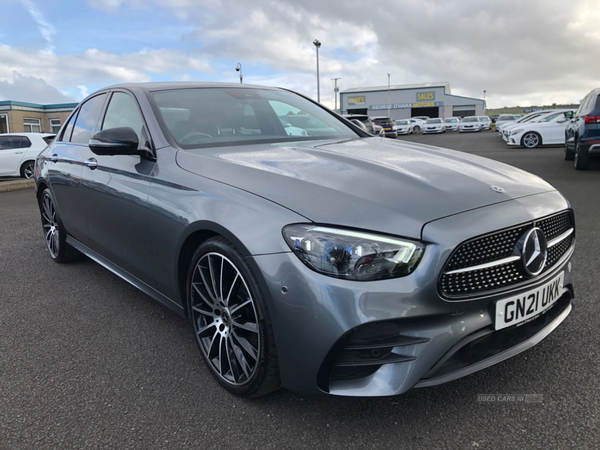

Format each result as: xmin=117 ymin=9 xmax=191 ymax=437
xmin=50 ymin=154 xmax=58 ymax=162
xmin=84 ymin=158 xmax=98 ymax=169
xmin=15 ymin=151 xmax=24 ymax=155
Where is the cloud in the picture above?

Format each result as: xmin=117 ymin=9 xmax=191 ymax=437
xmin=0 ymin=72 xmax=76 ymax=104
xmin=86 ymin=0 xmax=600 ymax=107
xmin=19 ymin=0 xmax=57 ymax=52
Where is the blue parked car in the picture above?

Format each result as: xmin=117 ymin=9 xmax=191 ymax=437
xmin=565 ymin=88 xmax=600 ymax=170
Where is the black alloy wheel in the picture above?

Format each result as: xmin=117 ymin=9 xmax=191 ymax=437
xmin=39 ymin=188 xmax=81 ymax=263
xmin=187 ymin=237 xmax=280 ymax=397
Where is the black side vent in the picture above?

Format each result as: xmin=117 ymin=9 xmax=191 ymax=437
xmin=327 ymin=322 xmax=428 ymax=383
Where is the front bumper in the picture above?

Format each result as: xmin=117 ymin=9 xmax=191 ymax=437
xmin=423 ymin=128 xmax=444 ymax=134
xmin=459 ymin=127 xmax=479 ymax=132
xmin=251 ymin=191 xmax=574 ymax=396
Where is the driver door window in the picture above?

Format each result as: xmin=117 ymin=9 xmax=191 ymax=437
xmin=102 ymin=92 xmax=145 ymax=145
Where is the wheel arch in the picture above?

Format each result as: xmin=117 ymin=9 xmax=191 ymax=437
xmin=176 ymin=221 xmax=257 ymax=315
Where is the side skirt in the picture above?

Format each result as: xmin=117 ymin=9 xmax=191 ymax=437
xmin=66 ymin=236 xmax=185 ymax=316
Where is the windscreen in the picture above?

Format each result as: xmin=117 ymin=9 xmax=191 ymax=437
xmin=462 ymin=117 xmax=479 ymax=122
xmin=445 ymin=118 xmax=457 ymax=123
xmin=152 ymin=87 xmax=359 ymax=148
xmin=426 ymin=119 xmax=442 ymax=124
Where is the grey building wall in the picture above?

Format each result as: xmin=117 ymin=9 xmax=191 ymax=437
xmin=340 ymin=85 xmax=484 ymax=119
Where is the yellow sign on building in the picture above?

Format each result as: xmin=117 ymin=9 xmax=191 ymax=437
xmin=416 ymin=92 xmax=435 ymax=101
xmin=348 ymin=96 xmax=366 ymax=104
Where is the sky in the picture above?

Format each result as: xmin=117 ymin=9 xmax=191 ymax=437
xmin=0 ymin=0 xmax=599 ymax=109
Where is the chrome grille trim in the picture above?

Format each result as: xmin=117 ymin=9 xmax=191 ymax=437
xmin=444 ymin=255 xmax=521 ymax=275
xmin=547 ymin=228 xmax=574 ymax=248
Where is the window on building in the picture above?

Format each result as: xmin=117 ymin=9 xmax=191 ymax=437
xmin=24 ymin=118 xmax=41 ymax=133
xmin=0 ymin=114 xmax=8 ymax=133
xmin=50 ymin=118 xmax=61 ymax=133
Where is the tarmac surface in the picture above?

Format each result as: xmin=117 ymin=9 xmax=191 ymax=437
xmin=0 ymin=131 xmax=599 ymax=449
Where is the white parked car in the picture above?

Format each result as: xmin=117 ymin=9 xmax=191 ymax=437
xmin=506 ymin=110 xmax=574 ymax=148
xmin=458 ymin=116 xmax=482 ymax=132
xmin=422 ymin=118 xmax=446 ymax=134
xmin=409 ymin=117 xmax=428 ymax=132
xmin=0 ymin=133 xmax=55 ymax=179
xmin=478 ymin=116 xmax=492 ymax=130
xmin=395 ymin=119 xmax=413 ymax=135
xmin=495 ymin=114 xmax=520 ymax=132
xmin=500 ymin=110 xmax=569 ymax=141
xmin=444 ymin=117 xmax=459 ymax=131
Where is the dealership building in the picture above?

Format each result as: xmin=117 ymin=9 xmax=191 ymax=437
xmin=339 ymin=82 xmax=485 ymax=120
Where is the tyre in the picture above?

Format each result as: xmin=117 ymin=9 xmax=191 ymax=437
xmin=574 ymin=140 xmax=590 ymax=170
xmin=564 ymin=142 xmax=575 ymax=161
xmin=413 ymin=125 xmax=420 ymax=132
xmin=521 ymin=132 xmax=541 ymax=148
xmin=187 ymin=237 xmax=280 ymax=397
xmin=20 ymin=160 xmax=35 ymax=179
xmin=38 ymin=188 xmax=82 ymax=263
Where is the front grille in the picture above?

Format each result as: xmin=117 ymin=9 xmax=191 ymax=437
xmin=440 ymin=211 xmax=574 ymax=299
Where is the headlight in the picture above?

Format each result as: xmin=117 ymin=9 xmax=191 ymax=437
xmin=282 ymin=224 xmax=425 ymax=281
xmin=511 ymin=129 xmax=524 ymax=135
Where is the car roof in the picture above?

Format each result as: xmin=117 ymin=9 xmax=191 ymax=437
xmin=105 ymin=81 xmax=281 ymax=93
xmin=0 ymin=133 xmax=55 ymax=137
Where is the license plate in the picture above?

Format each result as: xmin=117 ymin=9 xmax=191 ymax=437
xmin=495 ymin=272 xmax=564 ymax=330
xmin=384 ymin=127 xmax=391 ymax=131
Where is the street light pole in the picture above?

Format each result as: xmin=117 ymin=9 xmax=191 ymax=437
xmin=387 ymin=73 xmax=391 ymax=117
xmin=483 ymin=90 xmax=486 ymax=110
xmin=235 ymin=63 xmax=243 ymax=84
xmin=331 ymin=77 xmax=341 ymax=112
xmin=313 ymin=39 xmax=321 ymax=102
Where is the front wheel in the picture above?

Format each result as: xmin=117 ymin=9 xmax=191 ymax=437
xmin=522 ymin=132 xmax=541 ymax=148
xmin=413 ymin=125 xmax=420 ymax=132
xmin=187 ymin=237 xmax=280 ymax=397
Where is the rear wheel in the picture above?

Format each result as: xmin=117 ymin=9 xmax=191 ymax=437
xmin=20 ymin=160 xmax=35 ymax=179
xmin=413 ymin=125 xmax=420 ymax=132
xmin=564 ymin=141 xmax=575 ymax=161
xmin=38 ymin=188 xmax=81 ymax=263
xmin=574 ymin=140 xmax=590 ymax=170
xmin=187 ymin=237 xmax=280 ymax=397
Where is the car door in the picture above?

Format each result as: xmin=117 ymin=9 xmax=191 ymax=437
xmin=46 ymin=94 xmax=108 ymax=241
xmin=0 ymin=135 xmax=30 ymax=176
xmin=78 ymin=89 xmax=157 ymax=287
xmin=547 ymin=113 xmax=569 ymax=144
xmin=567 ymin=96 xmax=590 ymax=147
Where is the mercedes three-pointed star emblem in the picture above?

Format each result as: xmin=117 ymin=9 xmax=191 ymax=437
xmin=520 ymin=227 xmax=548 ymax=276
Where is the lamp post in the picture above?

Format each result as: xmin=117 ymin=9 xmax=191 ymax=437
xmin=235 ymin=63 xmax=243 ymax=84
xmin=483 ymin=89 xmax=486 ymax=110
xmin=387 ymin=73 xmax=391 ymax=117
xmin=313 ymin=39 xmax=321 ymax=102
xmin=331 ymin=77 xmax=341 ymax=112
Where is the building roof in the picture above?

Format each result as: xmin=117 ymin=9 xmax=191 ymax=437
xmin=0 ymin=100 xmax=78 ymax=111
xmin=341 ymin=82 xmax=451 ymax=94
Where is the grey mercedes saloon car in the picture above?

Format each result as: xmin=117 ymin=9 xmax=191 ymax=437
xmin=35 ymin=82 xmax=576 ymax=398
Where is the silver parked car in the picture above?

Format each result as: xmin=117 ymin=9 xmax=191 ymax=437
xmin=444 ymin=117 xmax=459 ymax=131
xmin=35 ymin=82 xmax=576 ymax=398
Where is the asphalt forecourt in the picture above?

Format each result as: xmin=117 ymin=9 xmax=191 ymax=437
xmin=1 ymin=133 xmax=599 ymax=448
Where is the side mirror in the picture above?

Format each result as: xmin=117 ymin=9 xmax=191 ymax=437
xmin=564 ymin=111 xmax=574 ymax=120
xmin=89 ymin=127 xmax=139 ymax=156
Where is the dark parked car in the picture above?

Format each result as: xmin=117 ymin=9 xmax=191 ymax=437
xmin=36 ymin=82 xmax=576 ymax=398
xmin=371 ymin=116 xmax=398 ymax=138
xmin=490 ymin=115 xmax=499 ymax=124
xmin=341 ymin=114 xmax=375 ymax=134
xmin=564 ymin=88 xmax=600 ymax=170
